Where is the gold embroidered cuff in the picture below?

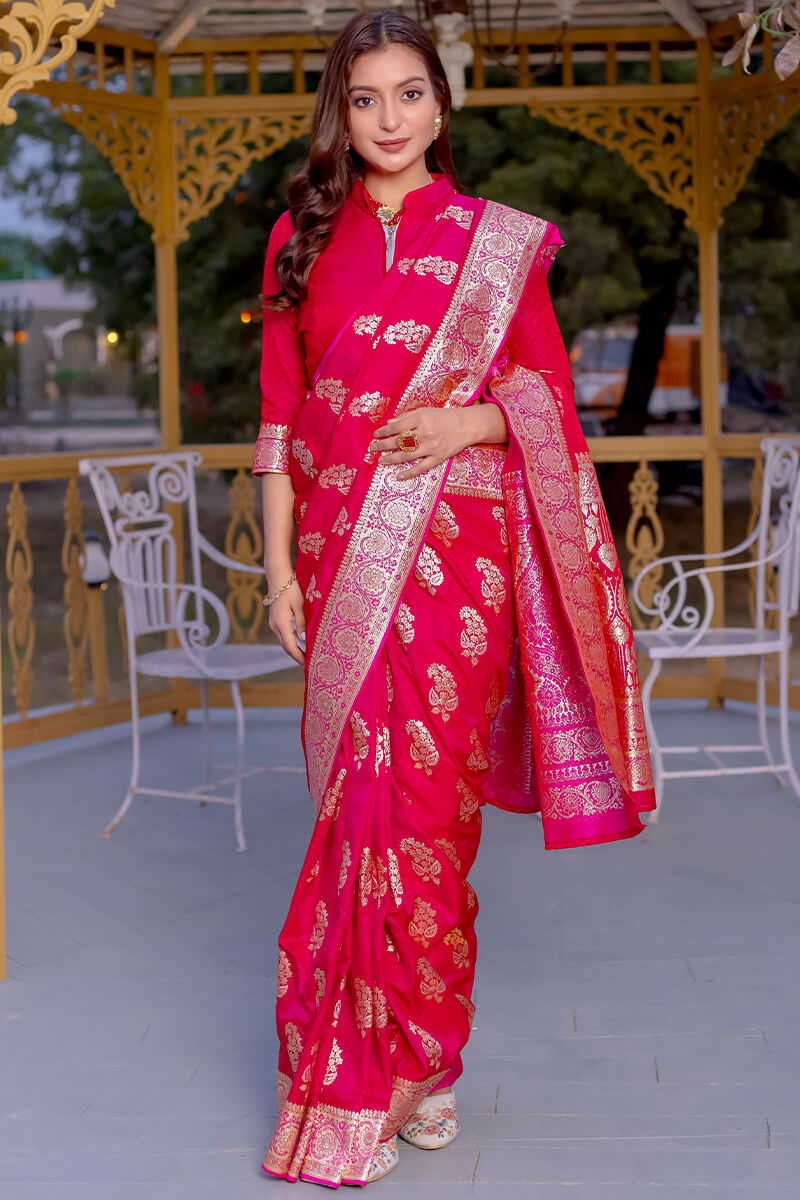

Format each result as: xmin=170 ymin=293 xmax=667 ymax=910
xmin=253 ymin=421 xmax=292 ymax=474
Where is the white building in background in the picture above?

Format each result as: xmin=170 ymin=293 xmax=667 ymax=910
xmin=0 ymin=276 xmax=97 ymax=413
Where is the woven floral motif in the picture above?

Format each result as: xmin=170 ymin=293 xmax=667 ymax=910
xmin=485 ymin=675 xmax=502 ymax=720
xmin=375 ymin=724 xmax=391 ymax=775
xmin=491 ymin=504 xmax=509 ymax=548
xmin=316 ymin=378 xmax=349 ymax=415
xmin=427 ymin=662 xmax=458 ymax=722
xmin=332 ymin=505 xmax=352 ymax=536
xmin=291 ymin=438 xmax=317 ymax=478
xmin=400 ymin=838 xmax=442 ymax=885
xmin=405 ymin=719 xmax=439 ymax=776
xmin=382 ymin=320 xmax=431 ymax=354
xmin=353 ymin=313 xmax=381 ymax=337
xmin=408 ymin=896 xmax=439 ymax=947
xmin=354 ymin=978 xmax=373 ymax=1037
xmin=305 ymin=573 xmax=322 ymax=603
xmin=417 ymin=956 xmax=446 ymax=1003
xmin=429 ymin=500 xmax=460 ymax=547
xmin=455 ymin=993 xmax=476 ymax=1026
xmin=358 ymin=847 xmax=388 ymax=908
xmin=350 ymin=710 xmax=370 ymax=766
xmin=285 ymin=1021 xmax=303 ymax=1072
xmin=459 ymin=606 xmax=488 ymax=664
xmin=475 ymin=557 xmax=507 ymax=613
xmin=349 ymin=390 xmax=390 ymax=419
xmin=299 ymin=1040 xmax=319 ymax=1093
xmin=308 ymin=900 xmax=328 ymax=955
xmin=306 ymin=860 xmax=320 ymax=883
xmin=435 ymin=837 xmax=461 ymax=872
xmin=354 ymin=979 xmax=389 ymax=1038
xmin=298 ymin=531 xmax=326 ymax=560
xmin=414 ymin=544 xmax=444 ymax=594
xmin=314 ymin=967 xmax=327 ymax=1008
xmin=434 ymin=204 xmax=474 ymax=229
xmin=396 ymin=256 xmax=459 ymax=285
xmin=338 ymin=840 xmax=351 ymax=895
xmin=393 ymin=602 xmax=416 ymax=644
xmin=320 ymin=766 xmax=346 ymax=821
xmin=319 ymin=464 xmax=357 ymax=494
xmin=444 ymin=928 xmax=470 ymax=969
xmin=277 ymin=948 xmax=292 ymax=999
xmin=467 ymin=728 xmax=489 ymax=773
xmin=457 ymin=777 xmax=480 ymax=822
xmin=407 ymin=1020 xmax=443 ymax=1070
xmin=387 ymin=848 xmax=404 ymax=907
xmin=323 ymin=1037 xmax=343 ymax=1086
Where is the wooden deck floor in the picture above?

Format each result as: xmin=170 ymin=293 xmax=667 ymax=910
xmin=1 ymin=702 xmax=798 ymax=1198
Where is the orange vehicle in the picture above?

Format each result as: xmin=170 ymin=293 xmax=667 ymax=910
xmin=570 ymin=324 xmax=728 ymax=431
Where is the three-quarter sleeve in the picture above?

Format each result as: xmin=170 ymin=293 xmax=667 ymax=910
xmin=504 ymin=223 xmax=571 ymax=387
xmin=252 ymin=211 xmax=310 ymax=475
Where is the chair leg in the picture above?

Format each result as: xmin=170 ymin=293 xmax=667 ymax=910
xmin=756 ymin=652 xmax=779 ymax=780
xmin=777 ymin=645 xmax=800 ymax=801
xmin=641 ymin=658 xmax=664 ymax=824
xmin=231 ymin=680 xmax=247 ymax=852
xmin=200 ymin=678 xmax=212 ymax=801
xmin=103 ymin=668 xmax=141 ymax=838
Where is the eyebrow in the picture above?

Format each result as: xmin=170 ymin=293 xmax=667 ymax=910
xmin=347 ymin=76 xmax=427 ymax=94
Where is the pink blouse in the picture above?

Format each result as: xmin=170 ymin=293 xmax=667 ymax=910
xmin=254 ymin=175 xmax=569 ymax=474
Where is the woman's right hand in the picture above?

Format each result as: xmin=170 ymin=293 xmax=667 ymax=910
xmin=267 ymin=579 xmax=306 ymax=666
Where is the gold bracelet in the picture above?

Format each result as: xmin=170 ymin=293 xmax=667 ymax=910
xmin=262 ymin=570 xmax=297 ymax=607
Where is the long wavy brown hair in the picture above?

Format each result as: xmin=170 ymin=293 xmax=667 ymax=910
xmin=267 ymin=10 xmax=461 ymax=310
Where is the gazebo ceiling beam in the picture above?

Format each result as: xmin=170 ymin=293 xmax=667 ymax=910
xmin=655 ymin=0 xmax=707 ymax=37
xmin=158 ymin=0 xmax=212 ymax=53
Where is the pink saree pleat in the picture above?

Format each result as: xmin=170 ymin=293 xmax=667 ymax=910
xmin=263 ymin=456 xmax=513 ymax=1187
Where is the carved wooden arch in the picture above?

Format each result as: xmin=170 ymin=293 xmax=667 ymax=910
xmin=532 ymin=100 xmax=698 ymax=226
xmin=531 ymin=85 xmax=800 ymax=231
xmin=54 ymin=99 xmax=161 ymax=231
xmin=48 ymin=99 xmax=312 ymax=242
xmin=174 ymin=112 xmax=311 ymax=240
xmin=711 ymin=87 xmax=800 ymax=222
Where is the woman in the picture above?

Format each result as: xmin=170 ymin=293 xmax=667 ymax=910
xmin=254 ymin=10 xmax=655 ymax=1187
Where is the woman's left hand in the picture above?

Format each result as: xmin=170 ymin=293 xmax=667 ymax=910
xmin=369 ymin=406 xmax=483 ymax=480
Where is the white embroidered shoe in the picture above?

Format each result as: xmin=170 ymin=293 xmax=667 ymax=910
xmin=366 ymin=1135 xmax=400 ymax=1182
xmin=398 ymin=1091 xmax=460 ymax=1150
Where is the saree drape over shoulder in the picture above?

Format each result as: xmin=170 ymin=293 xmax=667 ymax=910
xmin=254 ymin=176 xmax=655 ymax=1186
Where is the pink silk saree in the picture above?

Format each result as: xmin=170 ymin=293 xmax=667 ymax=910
xmin=259 ymin=187 xmax=655 ymax=1186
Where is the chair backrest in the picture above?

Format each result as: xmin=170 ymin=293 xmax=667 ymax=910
xmin=754 ymin=436 xmax=800 ymax=628
xmin=79 ymin=452 xmax=205 ymax=637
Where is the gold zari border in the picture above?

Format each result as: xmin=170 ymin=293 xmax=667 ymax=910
xmin=263 ymin=1069 xmax=446 ymax=1185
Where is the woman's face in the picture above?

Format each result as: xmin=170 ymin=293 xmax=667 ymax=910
xmin=346 ymin=43 xmax=440 ymax=175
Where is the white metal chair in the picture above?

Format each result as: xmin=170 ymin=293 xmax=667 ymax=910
xmin=632 ymin=435 xmax=800 ymax=822
xmin=79 ymin=451 xmax=303 ymax=851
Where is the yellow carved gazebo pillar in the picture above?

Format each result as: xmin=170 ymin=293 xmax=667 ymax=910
xmin=154 ymin=55 xmax=182 ymax=450
xmin=696 ymin=39 xmax=725 ymax=707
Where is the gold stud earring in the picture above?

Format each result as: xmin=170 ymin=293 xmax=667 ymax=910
xmin=433 ymin=114 xmax=442 ymax=139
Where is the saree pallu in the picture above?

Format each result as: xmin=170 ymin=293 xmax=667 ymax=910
xmin=262 ymin=194 xmax=655 ymax=1185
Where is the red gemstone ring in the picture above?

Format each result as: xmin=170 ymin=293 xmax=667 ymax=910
xmin=397 ymin=430 xmax=422 ymax=454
